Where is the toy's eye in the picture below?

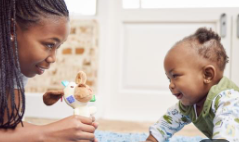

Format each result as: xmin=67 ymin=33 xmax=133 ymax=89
xmin=70 ymin=86 xmax=74 ymax=88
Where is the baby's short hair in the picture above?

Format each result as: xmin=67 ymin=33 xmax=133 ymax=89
xmin=177 ymin=27 xmax=229 ymax=71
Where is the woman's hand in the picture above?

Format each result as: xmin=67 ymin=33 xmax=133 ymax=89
xmin=41 ymin=115 xmax=98 ymax=142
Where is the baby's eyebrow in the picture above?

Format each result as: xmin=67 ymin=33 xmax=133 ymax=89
xmin=169 ymin=68 xmax=174 ymax=74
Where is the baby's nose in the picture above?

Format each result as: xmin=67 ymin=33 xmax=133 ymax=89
xmin=169 ymin=82 xmax=175 ymax=90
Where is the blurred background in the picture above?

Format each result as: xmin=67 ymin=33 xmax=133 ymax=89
xmin=24 ymin=0 xmax=239 ymax=135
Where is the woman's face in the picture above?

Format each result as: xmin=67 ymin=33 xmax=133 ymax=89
xmin=15 ymin=16 xmax=70 ymax=78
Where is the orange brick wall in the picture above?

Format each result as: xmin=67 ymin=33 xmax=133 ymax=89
xmin=25 ymin=20 xmax=98 ymax=94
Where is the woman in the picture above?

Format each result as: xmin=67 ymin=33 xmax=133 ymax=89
xmin=0 ymin=0 xmax=97 ymax=141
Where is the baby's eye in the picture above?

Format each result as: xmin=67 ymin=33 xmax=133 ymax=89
xmin=172 ymin=74 xmax=179 ymax=78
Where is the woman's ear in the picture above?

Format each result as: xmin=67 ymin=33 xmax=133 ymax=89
xmin=203 ymin=65 xmax=216 ymax=84
xmin=10 ymin=19 xmax=15 ymax=41
xmin=10 ymin=19 xmax=20 ymax=41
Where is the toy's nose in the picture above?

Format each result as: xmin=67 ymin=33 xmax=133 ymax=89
xmin=78 ymin=84 xmax=86 ymax=87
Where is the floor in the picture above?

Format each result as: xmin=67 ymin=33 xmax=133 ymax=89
xmin=25 ymin=117 xmax=205 ymax=137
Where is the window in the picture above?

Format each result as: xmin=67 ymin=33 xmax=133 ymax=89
xmin=123 ymin=0 xmax=239 ymax=9
xmin=65 ymin=0 xmax=97 ymax=15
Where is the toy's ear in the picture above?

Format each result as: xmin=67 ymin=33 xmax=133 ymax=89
xmin=43 ymin=90 xmax=64 ymax=106
xmin=75 ymin=71 xmax=87 ymax=84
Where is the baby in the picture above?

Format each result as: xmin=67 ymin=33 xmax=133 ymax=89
xmin=145 ymin=28 xmax=239 ymax=142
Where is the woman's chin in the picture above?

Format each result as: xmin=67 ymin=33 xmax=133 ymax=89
xmin=22 ymin=72 xmax=36 ymax=78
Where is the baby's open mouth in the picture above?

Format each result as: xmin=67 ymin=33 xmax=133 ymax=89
xmin=175 ymin=93 xmax=183 ymax=99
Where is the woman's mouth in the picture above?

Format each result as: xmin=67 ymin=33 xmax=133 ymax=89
xmin=36 ymin=66 xmax=46 ymax=75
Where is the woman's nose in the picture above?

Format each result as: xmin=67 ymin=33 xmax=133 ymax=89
xmin=46 ymin=49 xmax=57 ymax=63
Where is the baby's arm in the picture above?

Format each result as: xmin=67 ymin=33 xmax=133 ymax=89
xmin=145 ymin=103 xmax=191 ymax=142
xmin=212 ymin=89 xmax=239 ymax=141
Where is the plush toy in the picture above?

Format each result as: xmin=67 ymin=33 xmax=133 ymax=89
xmin=43 ymin=71 xmax=97 ymax=117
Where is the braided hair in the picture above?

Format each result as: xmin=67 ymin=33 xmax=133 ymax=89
xmin=0 ymin=0 xmax=69 ymax=128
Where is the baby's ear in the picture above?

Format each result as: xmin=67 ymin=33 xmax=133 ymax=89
xmin=75 ymin=71 xmax=87 ymax=84
xmin=203 ymin=65 xmax=216 ymax=84
xmin=43 ymin=90 xmax=64 ymax=106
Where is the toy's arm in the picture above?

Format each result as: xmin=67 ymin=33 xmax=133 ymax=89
xmin=43 ymin=90 xmax=64 ymax=106
xmin=149 ymin=103 xmax=191 ymax=142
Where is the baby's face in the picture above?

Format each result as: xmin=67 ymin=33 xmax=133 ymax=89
xmin=164 ymin=45 xmax=209 ymax=106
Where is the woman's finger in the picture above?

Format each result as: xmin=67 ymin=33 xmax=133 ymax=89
xmin=92 ymin=122 xmax=98 ymax=129
xmin=75 ymin=115 xmax=93 ymax=125
xmin=77 ymin=131 xmax=95 ymax=141
xmin=77 ymin=123 xmax=95 ymax=133
xmin=91 ymin=116 xmax=95 ymax=122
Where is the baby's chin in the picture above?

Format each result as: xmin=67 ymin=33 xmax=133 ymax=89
xmin=180 ymin=101 xmax=194 ymax=107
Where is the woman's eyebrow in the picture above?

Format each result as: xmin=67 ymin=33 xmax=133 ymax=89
xmin=50 ymin=37 xmax=61 ymax=43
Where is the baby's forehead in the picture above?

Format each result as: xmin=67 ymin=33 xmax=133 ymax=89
xmin=165 ymin=44 xmax=208 ymax=67
xmin=169 ymin=42 xmax=198 ymax=57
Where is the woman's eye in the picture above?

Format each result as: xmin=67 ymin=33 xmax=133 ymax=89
xmin=45 ymin=43 xmax=55 ymax=49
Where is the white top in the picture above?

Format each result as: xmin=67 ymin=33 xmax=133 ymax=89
xmin=13 ymin=73 xmax=28 ymax=89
